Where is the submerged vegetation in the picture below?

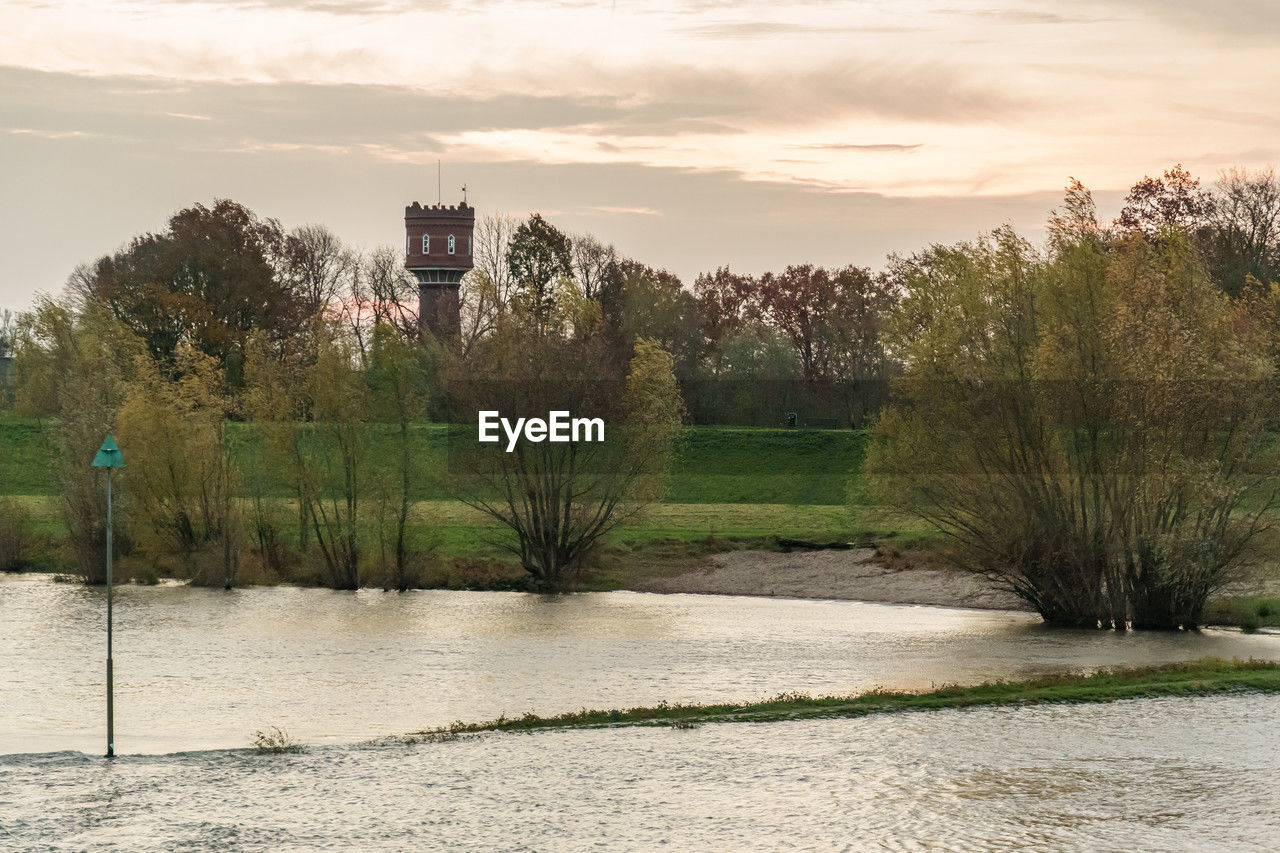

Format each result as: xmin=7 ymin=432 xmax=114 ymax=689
xmin=250 ymin=726 xmax=306 ymax=754
xmin=405 ymin=659 xmax=1280 ymax=738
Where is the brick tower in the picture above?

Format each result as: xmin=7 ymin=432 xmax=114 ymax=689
xmin=405 ymin=200 xmax=475 ymax=339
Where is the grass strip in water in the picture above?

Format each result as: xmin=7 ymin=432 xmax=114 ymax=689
xmin=406 ymin=658 xmax=1280 ymax=739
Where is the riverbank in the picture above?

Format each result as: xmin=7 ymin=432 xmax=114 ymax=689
xmin=405 ymin=658 xmax=1280 ymax=738
xmin=619 ymin=546 xmax=1023 ymax=610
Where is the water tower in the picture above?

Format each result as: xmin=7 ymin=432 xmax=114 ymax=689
xmin=405 ymin=200 xmax=475 ymax=339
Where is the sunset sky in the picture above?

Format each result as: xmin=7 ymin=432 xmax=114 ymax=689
xmin=3 ymin=0 xmax=1278 ymax=308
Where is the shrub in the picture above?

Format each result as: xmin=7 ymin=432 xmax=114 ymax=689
xmin=870 ymin=195 xmax=1280 ymax=630
xmin=0 ymin=499 xmax=35 ymax=571
xmin=251 ymin=726 xmax=306 ymax=754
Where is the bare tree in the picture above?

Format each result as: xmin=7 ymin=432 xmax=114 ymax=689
xmin=286 ymin=224 xmax=359 ymax=318
xmin=458 ymin=213 xmax=519 ymax=355
xmin=364 ymin=244 xmax=420 ymax=340
xmin=454 ymin=327 xmax=683 ymax=590
xmin=568 ymin=232 xmax=617 ymax=300
xmin=1212 ymin=167 xmax=1280 ymax=293
xmin=471 ymin=213 xmax=518 ymax=309
xmin=458 ymin=268 xmax=502 ymax=357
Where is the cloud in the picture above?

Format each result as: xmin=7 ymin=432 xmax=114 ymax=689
xmin=680 ymin=21 xmax=910 ymax=38
xmin=588 ymin=205 xmax=661 ymax=215
xmin=1081 ymin=0 xmax=1280 ymax=36
xmin=0 ymin=58 xmax=1023 ymax=153
xmin=789 ymin=143 xmax=921 ymax=152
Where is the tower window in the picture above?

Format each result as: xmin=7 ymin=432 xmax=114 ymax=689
xmin=448 ymin=234 xmax=456 ymax=255
xmin=421 ymin=234 xmax=430 ymax=254
xmin=467 ymin=236 xmax=472 ymax=255
xmin=406 ymin=234 xmax=410 ymax=255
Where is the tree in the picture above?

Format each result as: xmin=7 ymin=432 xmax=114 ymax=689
xmin=117 ymin=346 xmax=238 ymax=586
xmin=826 ymin=266 xmax=898 ymax=427
xmin=299 ymin=319 xmax=369 ymax=589
xmin=1117 ymin=164 xmax=1215 ymax=238
xmin=868 ymin=216 xmax=1278 ymax=630
xmin=568 ymin=232 xmax=617 ymax=300
xmin=454 ymin=322 xmax=683 ymax=590
xmin=0 ymin=309 xmax=15 ymax=359
xmin=366 ymin=323 xmax=431 ymax=590
xmin=603 ymin=261 xmax=702 ymax=380
xmin=693 ymin=267 xmax=758 ymax=346
xmin=73 ymin=200 xmax=301 ymax=379
xmin=1208 ymin=167 xmax=1280 ymax=295
xmin=364 ymin=244 xmax=420 ymax=340
xmin=13 ymin=299 xmax=142 ymax=582
xmin=506 ymin=214 xmax=572 ymax=323
xmin=242 ymin=330 xmax=311 ymax=572
xmin=0 ymin=309 xmax=16 ymax=409
xmin=471 ymin=212 xmax=519 ymax=310
xmin=284 ymin=224 xmax=357 ymax=319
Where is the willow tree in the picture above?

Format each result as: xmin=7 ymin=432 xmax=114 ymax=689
xmin=301 ymin=319 xmax=370 ymax=589
xmin=455 ymin=320 xmax=684 ymax=591
xmin=366 ymin=323 xmax=432 ymax=590
xmin=13 ymin=299 xmax=141 ymax=583
xmin=117 ymin=345 xmax=238 ymax=586
xmin=869 ymin=188 xmax=1279 ymax=629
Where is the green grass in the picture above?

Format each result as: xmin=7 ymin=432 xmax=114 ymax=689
xmin=0 ymin=417 xmax=885 ymax=566
xmin=1203 ymin=596 xmax=1280 ymax=632
xmin=404 ymin=659 xmax=1280 ymax=738
xmin=0 ymin=415 xmax=59 ymax=494
xmin=0 ymin=417 xmax=865 ymax=505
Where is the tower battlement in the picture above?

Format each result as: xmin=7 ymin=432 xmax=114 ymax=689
xmin=405 ymin=202 xmax=475 ymax=219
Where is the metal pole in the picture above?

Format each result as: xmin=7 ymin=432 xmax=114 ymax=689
xmin=106 ymin=467 xmax=114 ymax=758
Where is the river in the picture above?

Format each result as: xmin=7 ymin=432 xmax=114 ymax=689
xmin=2 ymin=575 xmax=1278 ymax=849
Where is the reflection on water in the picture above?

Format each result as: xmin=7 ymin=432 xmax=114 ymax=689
xmin=3 ymin=574 xmax=1278 ymax=755
xmin=1 ymin=696 xmax=1276 ymax=851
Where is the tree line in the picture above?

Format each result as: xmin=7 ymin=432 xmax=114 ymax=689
xmin=871 ymin=169 xmax=1280 ymax=630
xmin=5 ymin=163 xmax=1280 ymax=623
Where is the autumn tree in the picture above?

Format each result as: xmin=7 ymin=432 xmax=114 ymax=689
xmin=13 ymin=299 xmax=142 ymax=582
xmin=284 ymin=224 xmax=358 ymax=319
xmin=1117 ymin=164 xmax=1215 ymax=238
xmin=364 ymin=244 xmax=421 ymax=340
xmin=117 ymin=346 xmax=238 ymax=586
xmin=299 ymin=319 xmax=369 ymax=589
xmin=693 ymin=267 xmax=758 ymax=347
xmin=73 ymin=200 xmax=302 ymax=379
xmin=242 ymin=330 xmax=311 ymax=572
xmin=600 ymin=261 xmax=702 ymax=379
xmin=870 ymin=206 xmax=1278 ymax=629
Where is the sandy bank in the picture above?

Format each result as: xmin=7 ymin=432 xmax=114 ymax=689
xmin=629 ymin=547 xmax=1026 ymax=611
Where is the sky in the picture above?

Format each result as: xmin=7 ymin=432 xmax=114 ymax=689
xmin=2 ymin=0 xmax=1279 ymax=309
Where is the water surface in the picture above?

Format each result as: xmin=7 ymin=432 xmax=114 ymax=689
xmin=3 ymin=575 xmax=1277 ymax=755
xmin=2 ymin=695 xmax=1276 ymax=851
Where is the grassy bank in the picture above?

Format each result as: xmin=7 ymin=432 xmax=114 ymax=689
xmin=0 ymin=416 xmax=867 ymax=505
xmin=2 ymin=414 xmax=912 ymax=581
xmin=406 ymin=659 xmax=1280 ymax=738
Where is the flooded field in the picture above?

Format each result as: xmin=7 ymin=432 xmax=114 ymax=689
xmin=3 ymin=575 xmax=1279 ymax=754
xmin=3 ymin=696 xmax=1277 ymax=850
xmin=3 ymin=575 xmax=1279 ymax=849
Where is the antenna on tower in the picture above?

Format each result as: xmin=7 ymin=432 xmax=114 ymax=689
xmin=437 ymin=160 xmax=441 ymax=205
xmin=461 ymin=184 xmax=468 ymax=204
